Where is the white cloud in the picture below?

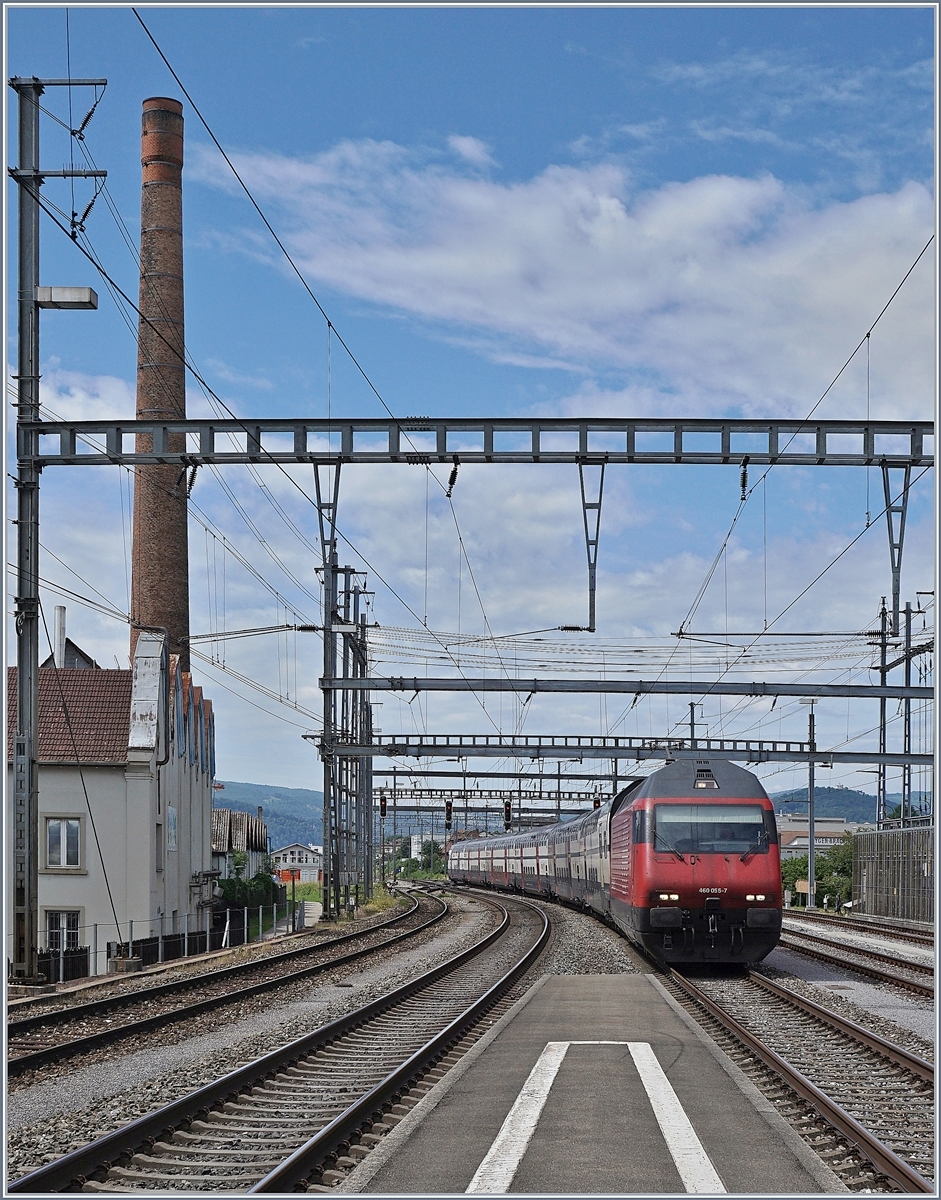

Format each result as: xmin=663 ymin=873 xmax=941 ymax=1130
xmin=38 ymin=368 xmax=135 ymax=421
xmin=190 ymin=138 xmax=934 ymax=417
xmin=447 ymin=135 xmax=494 ymax=168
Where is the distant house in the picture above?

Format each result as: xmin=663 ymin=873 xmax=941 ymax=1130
xmin=6 ymin=630 xmax=215 ymax=979
xmin=211 ymin=808 xmax=269 ymax=880
xmin=776 ymin=814 xmax=858 ymax=859
xmin=271 ymin=843 xmax=322 ymax=883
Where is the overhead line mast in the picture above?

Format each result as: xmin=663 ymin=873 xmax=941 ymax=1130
xmin=10 ymin=75 xmax=105 ymax=985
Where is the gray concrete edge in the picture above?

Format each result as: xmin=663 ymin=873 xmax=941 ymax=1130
xmin=646 ymin=975 xmax=849 ymax=1194
xmin=338 ymin=973 xmax=552 ymax=1194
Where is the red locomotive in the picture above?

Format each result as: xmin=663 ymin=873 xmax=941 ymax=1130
xmin=447 ymin=758 xmax=782 ymax=965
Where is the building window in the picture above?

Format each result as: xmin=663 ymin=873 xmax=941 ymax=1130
xmin=46 ymin=818 xmax=80 ymax=868
xmin=167 ymin=806 xmax=178 ymax=852
xmin=46 ymin=910 xmax=80 ymax=951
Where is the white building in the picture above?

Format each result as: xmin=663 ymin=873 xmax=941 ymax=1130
xmin=776 ymin=814 xmax=859 ymax=859
xmin=6 ymin=631 xmax=215 ymax=978
xmin=272 ymin=843 xmax=322 ymax=883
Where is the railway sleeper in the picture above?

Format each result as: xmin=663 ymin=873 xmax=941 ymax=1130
xmin=194 ymin=1115 xmax=330 ymax=1132
xmin=107 ymin=1165 xmax=250 ymax=1183
xmin=152 ymin=1142 xmax=281 ymax=1159
xmin=132 ymin=1154 xmax=284 ymax=1171
xmin=82 ymin=1182 xmax=153 ymax=1193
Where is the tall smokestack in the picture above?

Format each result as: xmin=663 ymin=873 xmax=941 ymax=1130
xmin=131 ymin=97 xmax=190 ymax=671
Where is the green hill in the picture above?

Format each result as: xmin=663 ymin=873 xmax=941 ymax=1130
xmin=771 ymin=786 xmax=877 ymax=824
xmin=771 ymin=785 xmax=932 ymax=824
xmin=214 ymin=780 xmax=323 ymax=852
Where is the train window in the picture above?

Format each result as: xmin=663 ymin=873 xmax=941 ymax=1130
xmin=631 ymin=809 xmax=648 ymax=844
xmin=653 ymin=804 xmax=768 ymax=855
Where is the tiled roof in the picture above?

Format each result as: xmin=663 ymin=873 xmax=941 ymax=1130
xmin=7 ymin=667 xmax=132 ymax=763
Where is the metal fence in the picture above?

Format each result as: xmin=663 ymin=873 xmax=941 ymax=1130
xmin=853 ymin=826 xmax=934 ymax=923
xmin=38 ymin=945 xmax=90 ymax=984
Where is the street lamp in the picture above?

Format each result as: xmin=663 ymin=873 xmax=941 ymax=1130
xmin=799 ymin=699 xmax=817 ymax=909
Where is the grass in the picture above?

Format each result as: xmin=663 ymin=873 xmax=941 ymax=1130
xmin=355 ymin=886 xmax=410 ymax=917
xmin=288 ymin=882 xmax=322 ymax=903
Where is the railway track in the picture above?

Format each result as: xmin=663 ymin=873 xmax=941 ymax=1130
xmin=9 ymin=891 xmax=550 ymax=1194
xmin=785 ymin=910 xmax=934 ymax=947
xmin=778 ymin=928 xmax=934 ymax=997
xmin=665 ymin=968 xmax=934 ymax=1193
xmin=7 ymin=892 xmax=450 ymax=1078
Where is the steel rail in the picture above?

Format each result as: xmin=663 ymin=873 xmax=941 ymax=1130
xmin=780 ymin=928 xmax=933 ymax=975
xmin=8 ymin=894 xmax=421 ymax=1034
xmin=778 ymin=933 xmax=934 ymax=997
xmin=784 ymin=910 xmax=934 ymax=947
xmin=250 ymin=895 xmax=550 ymax=1192
xmin=747 ymin=971 xmax=934 ymax=1083
xmin=8 ymin=895 xmax=444 ymax=1078
xmin=668 ymin=970 xmax=934 ymax=1194
xmin=7 ymin=892 xmax=523 ymax=1193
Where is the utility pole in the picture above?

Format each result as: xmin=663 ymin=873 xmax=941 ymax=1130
xmin=877 ymin=598 xmax=888 ymax=826
xmin=902 ymin=601 xmax=912 ymax=826
xmin=10 ymin=76 xmax=103 ymax=985
xmin=802 ymin=699 xmax=817 ymax=910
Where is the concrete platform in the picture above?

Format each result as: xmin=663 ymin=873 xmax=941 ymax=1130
xmin=345 ymin=975 xmax=846 ymax=1195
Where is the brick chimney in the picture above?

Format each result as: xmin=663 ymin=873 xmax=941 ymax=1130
xmin=130 ymin=97 xmax=190 ymax=671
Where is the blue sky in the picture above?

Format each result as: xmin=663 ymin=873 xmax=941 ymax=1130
xmin=5 ymin=5 xmax=936 ymax=796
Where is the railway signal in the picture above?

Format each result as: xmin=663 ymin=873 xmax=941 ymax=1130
xmin=503 ymin=801 xmax=512 ymax=830
xmin=444 ymin=800 xmax=453 ymax=829
xmin=593 ymin=796 xmax=601 ymax=809
xmin=379 ymin=796 xmax=387 ymax=818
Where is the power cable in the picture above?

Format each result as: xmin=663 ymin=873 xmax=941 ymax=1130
xmin=33 ymin=137 xmax=517 ymax=742
xmin=678 ymin=234 xmax=934 ymax=638
xmin=129 ymin=10 xmax=516 ymax=703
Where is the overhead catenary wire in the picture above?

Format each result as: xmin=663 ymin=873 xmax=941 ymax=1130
xmin=32 ymin=187 xmax=509 ymax=741
xmin=28 ymin=85 xmax=934 ymax=773
xmin=129 ymin=11 xmax=520 ymax=718
xmin=606 ymin=236 xmax=935 ymax=738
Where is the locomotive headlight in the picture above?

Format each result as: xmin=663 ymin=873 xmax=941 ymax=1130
xmin=746 ymin=894 xmax=755 ymax=901
xmin=658 ymin=893 xmax=671 ymax=900
xmin=746 ymin=894 xmax=767 ymax=902
xmin=669 ymin=893 xmax=680 ymax=900
xmin=755 ymin=894 xmax=766 ymax=901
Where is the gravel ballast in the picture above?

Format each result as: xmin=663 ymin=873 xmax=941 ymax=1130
xmin=6 ymin=895 xmax=494 ymax=1179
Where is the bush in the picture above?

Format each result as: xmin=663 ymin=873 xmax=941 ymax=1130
xmin=217 ymin=871 xmax=279 ymax=908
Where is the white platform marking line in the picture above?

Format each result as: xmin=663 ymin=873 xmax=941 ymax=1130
xmin=628 ymin=1041 xmax=726 ymax=1194
xmin=465 ymin=1040 xmax=725 ymax=1195
xmin=464 ymin=1040 xmax=570 ymax=1193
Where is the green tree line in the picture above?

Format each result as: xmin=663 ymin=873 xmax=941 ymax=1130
xmin=781 ymin=833 xmax=853 ymax=904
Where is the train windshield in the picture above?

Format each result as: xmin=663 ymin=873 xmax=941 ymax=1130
xmin=654 ymin=804 xmax=767 ymax=855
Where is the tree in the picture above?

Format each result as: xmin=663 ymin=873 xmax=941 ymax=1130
xmin=421 ymin=840 xmax=444 ymax=872
xmin=815 ymin=834 xmax=853 ymax=903
xmin=779 ymin=834 xmax=853 ymax=904
xmin=781 ymin=854 xmax=808 ymax=893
